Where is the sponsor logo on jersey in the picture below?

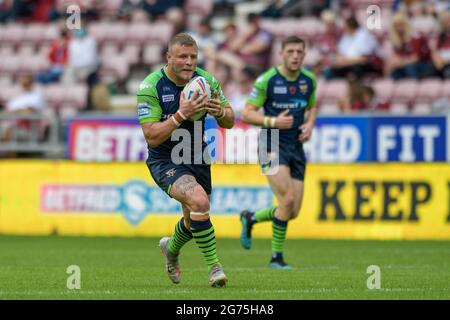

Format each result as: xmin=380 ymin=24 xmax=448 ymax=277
xmin=249 ymin=88 xmax=258 ymax=100
xmin=275 ymin=80 xmax=284 ymax=85
xmin=289 ymin=86 xmax=296 ymax=94
xmin=273 ymin=86 xmax=287 ymax=94
xmin=162 ymin=94 xmax=175 ymax=102
xmin=165 ymin=168 xmax=176 ymax=177
xmin=139 ymin=82 xmax=151 ymax=90
xmin=163 ymin=86 xmax=171 ymax=91
xmin=137 ymin=103 xmax=150 ymax=118
xmin=272 ymin=102 xmax=298 ymax=109
xmin=299 ymin=83 xmax=308 ymax=94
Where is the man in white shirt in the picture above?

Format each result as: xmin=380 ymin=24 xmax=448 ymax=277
xmin=7 ymin=74 xmax=45 ymax=113
xmin=323 ymin=16 xmax=381 ymax=80
xmin=64 ymin=27 xmax=99 ymax=83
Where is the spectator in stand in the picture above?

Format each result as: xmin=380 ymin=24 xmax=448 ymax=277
xmin=6 ymin=74 xmax=45 ymax=114
xmin=314 ymin=10 xmax=342 ymax=76
xmin=338 ymin=80 xmax=388 ymax=113
xmin=142 ymin=0 xmax=184 ymax=20
xmin=224 ymin=66 xmax=258 ymax=116
xmin=1 ymin=73 xmax=47 ymax=156
xmin=387 ymin=12 xmax=436 ymax=80
xmin=36 ymin=29 xmax=70 ymax=84
xmin=188 ymin=17 xmax=218 ymax=70
xmin=0 ymin=0 xmax=13 ymax=23
xmin=323 ymin=16 xmax=381 ymax=80
xmin=431 ymin=10 xmax=450 ymax=79
xmin=214 ymin=13 xmax=273 ymax=80
xmin=64 ymin=26 xmax=99 ymax=110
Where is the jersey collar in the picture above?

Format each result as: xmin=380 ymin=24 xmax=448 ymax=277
xmin=276 ymin=66 xmax=301 ymax=82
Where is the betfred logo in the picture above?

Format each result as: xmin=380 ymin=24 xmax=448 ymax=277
xmin=41 ymin=182 xmax=272 ymax=226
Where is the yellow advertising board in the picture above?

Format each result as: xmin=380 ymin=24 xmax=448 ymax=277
xmin=0 ymin=160 xmax=449 ymax=239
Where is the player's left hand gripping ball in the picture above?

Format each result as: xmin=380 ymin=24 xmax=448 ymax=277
xmin=205 ymin=90 xmax=224 ymax=118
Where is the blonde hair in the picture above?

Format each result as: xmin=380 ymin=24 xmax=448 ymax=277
xmin=390 ymin=13 xmax=412 ymax=48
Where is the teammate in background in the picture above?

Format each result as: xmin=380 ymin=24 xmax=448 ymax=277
xmin=239 ymin=36 xmax=317 ymax=269
xmin=136 ymin=33 xmax=235 ymax=287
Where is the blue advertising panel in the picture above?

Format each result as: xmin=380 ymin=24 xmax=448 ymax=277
xmin=370 ymin=116 xmax=447 ymax=162
xmin=303 ymin=116 xmax=370 ymax=162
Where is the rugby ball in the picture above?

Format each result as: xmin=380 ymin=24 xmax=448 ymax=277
xmin=182 ymin=76 xmax=211 ymax=121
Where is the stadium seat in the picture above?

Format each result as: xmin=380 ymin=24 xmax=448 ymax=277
xmin=441 ymin=80 xmax=450 ymax=98
xmin=411 ymin=16 xmax=438 ymax=36
xmin=23 ymin=23 xmax=47 ymax=44
xmin=322 ymin=80 xmax=347 ymax=101
xmin=101 ymin=55 xmax=130 ymax=81
xmin=0 ymin=85 xmax=23 ymax=105
xmin=88 ymin=22 xmax=110 ymax=45
xmin=126 ymin=23 xmax=154 ymax=45
xmin=151 ymin=21 xmax=174 ymax=44
xmin=391 ymin=79 xmax=418 ymax=104
xmin=122 ymin=44 xmax=141 ymax=65
xmin=43 ymin=24 xmax=59 ymax=43
xmin=390 ymin=102 xmax=409 ymax=114
xmin=416 ymin=78 xmax=443 ymax=103
xmin=185 ymin=0 xmax=213 ymax=15
xmin=2 ymin=24 xmax=25 ymax=45
xmin=373 ymin=78 xmax=394 ymax=102
xmin=412 ymin=103 xmax=432 ymax=114
xmin=319 ymin=102 xmax=340 ymax=115
xmin=143 ymin=44 xmax=164 ymax=66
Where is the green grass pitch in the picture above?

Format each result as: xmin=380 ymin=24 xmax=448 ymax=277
xmin=0 ymin=235 xmax=449 ymax=300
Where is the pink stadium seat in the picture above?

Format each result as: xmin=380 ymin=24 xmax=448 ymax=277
xmin=105 ymin=22 xmax=128 ymax=45
xmin=319 ymin=102 xmax=340 ymax=115
xmin=0 ymin=55 xmax=21 ymax=76
xmin=389 ymin=102 xmax=409 ymax=114
xmin=23 ymin=23 xmax=47 ymax=44
xmin=126 ymin=23 xmax=154 ymax=45
xmin=412 ymin=103 xmax=432 ymax=114
xmin=411 ymin=16 xmax=438 ymax=36
xmin=44 ymin=84 xmax=67 ymax=107
xmin=43 ymin=24 xmax=59 ymax=43
xmin=373 ymin=78 xmax=394 ymax=102
xmin=441 ymin=80 xmax=450 ymax=98
xmin=101 ymin=55 xmax=130 ymax=80
xmin=122 ymin=44 xmax=141 ymax=65
xmin=185 ymin=0 xmax=213 ymax=15
xmin=323 ymin=80 xmax=347 ymax=101
xmin=0 ymin=85 xmax=23 ymax=105
xmin=2 ymin=24 xmax=25 ymax=45
xmin=143 ymin=44 xmax=164 ymax=66
xmin=151 ymin=21 xmax=174 ymax=44
xmin=391 ymin=79 xmax=418 ymax=104
xmin=66 ymin=84 xmax=88 ymax=109
xmin=416 ymin=78 xmax=443 ymax=103
xmin=88 ymin=22 xmax=110 ymax=45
